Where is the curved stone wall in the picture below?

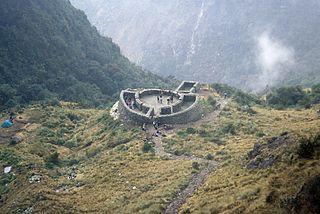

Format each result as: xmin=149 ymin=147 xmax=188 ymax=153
xmin=157 ymin=96 xmax=203 ymax=124
xmin=118 ymin=90 xmax=152 ymax=124
xmin=118 ymin=82 xmax=203 ymax=124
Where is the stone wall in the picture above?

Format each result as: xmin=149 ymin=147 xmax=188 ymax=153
xmin=160 ymin=106 xmax=172 ymax=115
xmin=172 ymin=99 xmax=183 ymax=113
xmin=118 ymin=83 xmax=203 ymax=124
xmin=176 ymin=81 xmax=200 ymax=93
xmin=119 ymin=90 xmax=152 ymax=124
xmin=157 ymin=96 xmax=203 ymax=124
xmin=183 ymin=94 xmax=196 ymax=102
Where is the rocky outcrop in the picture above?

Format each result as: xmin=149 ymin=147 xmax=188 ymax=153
xmin=247 ymin=132 xmax=295 ymax=169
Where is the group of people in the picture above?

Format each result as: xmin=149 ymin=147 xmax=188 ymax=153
xmin=141 ymin=120 xmax=168 ymax=138
xmin=157 ymin=89 xmax=174 ymax=105
xmin=152 ymin=120 xmax=165 ymax=137
xmin=141 ymin=121 xmax=160 ymax=131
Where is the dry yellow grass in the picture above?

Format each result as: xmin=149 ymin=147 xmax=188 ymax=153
xmin=0 ymin=101 xmax=319 ymax=213
xmin=179 ymin=103 xmax=320 ymax=213
xmin=0 ymin=104 xmax=197 ymax=213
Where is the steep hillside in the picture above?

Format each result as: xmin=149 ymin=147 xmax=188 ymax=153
xmin=0 ymin=86 xmax=319 ymax=213
xmin=70 ymin=0 xmax=320 ymax=91
xmin=0 ymin=0 xmax=170 ymax=108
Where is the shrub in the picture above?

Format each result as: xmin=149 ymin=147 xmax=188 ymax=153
xmin=177 ymin=130 xmax=189 ymax=138
xmin=142 ymin=142 xmax=153 ymax=153
xmin=206 ymin=154 xmax=214 ymax=160
xmin=45 ymin=152 xmax=60 ymax=169
xmin=186 ymin=127 xmax=196 ymax=134
xmin=53 ymin=138 xmax=65 ymax=146
xmin=174 ymin=150 xmax=184 ymax=156
xmin=256 ymin=131 xmax=265 ymax=138
xmin=9 ymin=137 xmax=21 ymax=145
xmin=45 ymin=98 xmax=61 ymax=107
xmin=267 ymin=86 xmax=306 ymax=107
xmin=198 ymin=129 xmax=210 ymax=138
xmin=234 ymin=90 xmax=261 ymax=106
xmin=192 ymin=162 xmax=200 ymax=170
xmin=0 ymin=173 xmax=15 ymax=186
xmin=207 ymin=96 xmax=217 ymax=109
xmin=85 ymin=147 xmax=102 ymax=158
xmin=38 ymin=127 xmax=55 ymax=138
xmin=297 ymin=136 xmax=320 ymax=159
xmin=43 ymin=120 xmax=59 ymax=129
xmin=66 ymin=112 xmax=81 ymax=121
xmin=220 ymin=123 xmax=237 ymax=135
xmin=64 ymin=141 xmax=77 ymax=149
xmin=67 ymin=159 xmax=79 ymax=166
xmin=0 ymin=150 xmax=20 ymax=165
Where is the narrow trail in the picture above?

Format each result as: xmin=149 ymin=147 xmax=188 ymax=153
xmin=146 ymin=98 xmax=229 ymax=214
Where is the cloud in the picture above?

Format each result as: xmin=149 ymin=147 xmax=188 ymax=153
xmin=254 ymin=31 xmax=294 ymax=90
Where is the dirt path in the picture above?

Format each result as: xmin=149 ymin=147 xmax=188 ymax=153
xmin=146 ymin=98 xmax=229 ymax=214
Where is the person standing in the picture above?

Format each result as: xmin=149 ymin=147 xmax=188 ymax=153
xmin=224 ymin=92 xmax=227 ymax=99
xmin=141 ymin=123 xmax=146 ymax=132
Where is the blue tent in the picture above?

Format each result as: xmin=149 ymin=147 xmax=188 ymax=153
xmin=1 ymin=120 xmax=13 ymax=128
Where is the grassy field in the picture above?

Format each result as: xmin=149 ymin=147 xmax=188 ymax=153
xmin=179 ymin=103 xmax=320 ymax=213
xmin=0 ymin=103 xmax=196 ymax=213
xmin=0 ymin=97 xmax=319 ymax=213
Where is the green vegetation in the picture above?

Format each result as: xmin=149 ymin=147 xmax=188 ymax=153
xmin=266 ymin=84 xmax=320 ymax=108
xmin=267 ymin=86 xmax=306 ymax=107
xmin=201 ymin=95 xmax=217 ymax=112
xmin=191 ymin=162 xmax=200 ymax=170
xmin=1 ymin=0 xmax=319 ymax=212
xmin=211 ymin=83 xmax=320 ymax=109
xmin=0 ymin=149 xmax=20 ymax=165
xmin=297 ymin=135 xmax=320 ymax=159
xmin=0 ymin=0 xmax=172 ymax=109
xmin=142 ymin=142 xmax=154 ymax=153
xmin=211 ymin=83 xmax=260 ymax=105
xmin=45 ymin=152 xmax=60 ymax=169
xmin=0 ymin=87 xmax=319 ymax=213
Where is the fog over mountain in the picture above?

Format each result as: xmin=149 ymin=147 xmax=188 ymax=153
xmin=70 ymin=0 xmax=320 ymax=91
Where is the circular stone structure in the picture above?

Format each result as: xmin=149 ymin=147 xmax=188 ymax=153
xmin=118 ymin=81 xmax=203 ymax=124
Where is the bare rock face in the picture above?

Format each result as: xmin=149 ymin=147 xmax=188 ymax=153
xmin=246 ymin=132 xmax=295 ymax=169
xmin=71 ymin=0 xmax=320 ymax=90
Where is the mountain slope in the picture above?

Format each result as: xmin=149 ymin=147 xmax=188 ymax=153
xmin=0 ymin=0 xmax=169 ymax=107
xmin=0 ymin=88 xmax=319 ymax=213
xmin=70 ymin=0 xmax=320 ymax=91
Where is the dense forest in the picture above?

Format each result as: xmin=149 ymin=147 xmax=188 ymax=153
xmin=0 ymin=0 xmax=170 ymax=108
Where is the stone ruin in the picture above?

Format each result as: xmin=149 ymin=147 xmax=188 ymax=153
xmin=118 ymin=81 xmax=203 ymax=124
